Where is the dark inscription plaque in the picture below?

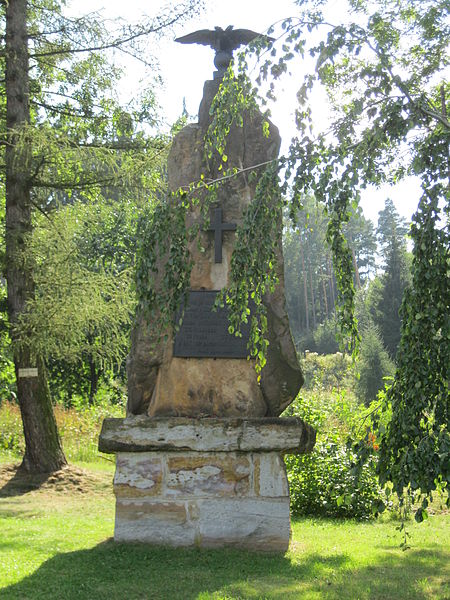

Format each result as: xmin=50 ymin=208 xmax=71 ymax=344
xmin=173 ymin=290 xmax=251 ymax=358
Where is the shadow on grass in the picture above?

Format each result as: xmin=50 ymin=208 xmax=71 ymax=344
xmin=1 ymin=540 xmax=448 ymax=600
xmin=0 ymin=466 xmax=52 ymax=498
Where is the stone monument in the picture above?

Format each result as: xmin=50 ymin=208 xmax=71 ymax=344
xmin=99 ymin=28 xmax=315 ymax=552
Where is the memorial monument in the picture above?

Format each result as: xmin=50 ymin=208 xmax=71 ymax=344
xmin=99 ymin=27 xmax=315 ymax=551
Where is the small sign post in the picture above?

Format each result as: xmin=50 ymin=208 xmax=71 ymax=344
xmin=18 ymin=368 xmax=39 ymax=378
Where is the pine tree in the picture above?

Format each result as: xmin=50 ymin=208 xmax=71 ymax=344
xmin=374 ymin=199 xmax=411 ymax=358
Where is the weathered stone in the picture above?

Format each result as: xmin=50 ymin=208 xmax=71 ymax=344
xmin=126 ymin=78 xmax=303 ymax=418
xmin=253 ymin=453 xmax=289 ymax=497
xmin=196 ymin=497 xmax=290 ymax=551
xmin=114 ymin=496 xmax=290 ymax=551
xmin=111 ymin=449 xmax=292 ymax=551
xmin=113 ymin=453 xmax=163 ymax=497
xmin=166 ymin=453 xmax=250 ymax=497
xmin=98 ymin=416 xmax=316 ymax=455
xmin=149 ymin=356 xmax=267 ymax=418
xmin=115 ymin=498 xmax=195 ymax=545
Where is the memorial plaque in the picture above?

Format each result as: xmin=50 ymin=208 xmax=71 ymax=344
xmin=173 ymin=291 xmax=251 ymax=358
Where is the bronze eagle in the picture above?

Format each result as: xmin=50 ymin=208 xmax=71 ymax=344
xmin=175 ymin=25 xmax=274 ymax=77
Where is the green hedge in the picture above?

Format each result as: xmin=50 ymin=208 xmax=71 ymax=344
xmin=284 ymin=389 xmax=383 ymax=519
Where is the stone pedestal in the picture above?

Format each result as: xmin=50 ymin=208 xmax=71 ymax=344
xmin=99 ymin=416 xmax=315 ymax=552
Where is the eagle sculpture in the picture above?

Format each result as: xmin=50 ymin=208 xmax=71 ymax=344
xmin=175 ymin=25 xmax=274 ymax=77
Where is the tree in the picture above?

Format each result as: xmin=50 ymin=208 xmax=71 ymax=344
xmin=378 ymin=197 xmax=449 ymax=515
xmin=377 ymin=199 xmax=409 ymax=250
xmin=22 ymin=196 xmax=142 ymax=405
xmin=284 ymin=195 xmax=376 ymax=350
xmin=4 ymin=0 xmax=67 ymax=472
xmin=356 ymin=323 xmax=395 ymax=405
xmin=267 ymin=0 xmax=447 ymax=505
xmin=357 ymin=199 xmax=412 ymax=358
xmin=1 ymin=0 xmax=202 ymax=472
xmin=374 ymin=236 xmax=411 ymax=358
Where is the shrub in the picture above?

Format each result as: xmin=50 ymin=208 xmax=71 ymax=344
xmin=286 ymin=435 xmax=382 ymax=518
xmin=301 ymin=351 xmax=353 ymax=391
xmin=313 ymin=317 xmax=340 ymax=354
xmin=284 ymin=390 xmax=383 ymax=518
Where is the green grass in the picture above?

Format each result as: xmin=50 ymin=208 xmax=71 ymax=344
xmin=0 ymin=462 xmax=448 ymax=600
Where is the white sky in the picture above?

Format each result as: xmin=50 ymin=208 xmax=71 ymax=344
xmin=70 ymin=0 xmax=422 ymax=227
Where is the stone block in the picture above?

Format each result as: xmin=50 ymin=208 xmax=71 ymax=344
xmin=114 ymin=498 xmax=195 ymax=545
xmin=99 ymin=416 xmax=316 ymax=455
xmin=166 ymin=453 xmax=250 ymax=497
xmin=113 ymin=453 xmax=162 ymax=497
xmin=253 ymin=453 xmax=289 ymax=497
xmin=196 ymin=498 xmax=291 ymax=552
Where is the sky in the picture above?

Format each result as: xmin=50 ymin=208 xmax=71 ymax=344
xmin=70 ymin=0 xmax=421 ymax=227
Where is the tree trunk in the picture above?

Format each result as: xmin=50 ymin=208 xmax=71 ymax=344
xmin=351 ymin=247 xmax=361 ymax=289
xmin=305 ymin=239 xmax=317 ymax=329
xmin=299 ymin=235 xmax=309 ymax=331
xmin=327 ymin=256 xmax=336 ymax=312
xmin=5 ymin=0 xmax=66 ymax=473
xmin=322 ymin=273 xmax=329 ymax=320
xmin=88 ymin=358 xmax=100 ymax=405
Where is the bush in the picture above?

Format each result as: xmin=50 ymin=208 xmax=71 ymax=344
xmin=313 ymin=317 xmax=340 ymax=354
xmin=286 ymin=435 xmax=382 ymax=518
xmin=301 ymin=351 xmax=353 ymax=391
xmin=284 ymin=390 xmax=383 ymax=518
xmin=296 ymin=316 xmax=340 ymax=355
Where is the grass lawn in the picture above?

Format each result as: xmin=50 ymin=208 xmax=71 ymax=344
xmin=0 ymin=461 xmax=448 ymax=599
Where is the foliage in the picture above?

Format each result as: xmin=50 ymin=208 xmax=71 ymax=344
xmin=300 ymin=351 xmax=352 ymax=391
xmin=350 ymin=198 xmax=448 ymax=521
xmin=377 ymin=197 xmax=449 ymax=514
xmin=284 ymin=389 xmax=383 ymax=518
xmin=220 ymin=163 xmax=283 ymax=373
xmin=0 ymin=286 xmax=15 ymax=403
xmin=284 ymin=196 xmax=376 ymax=347
xmin=355 ymin=323 xmax=395 ymax=405
xmin=287 ymin=434 xmax=381 ymax=519
xmin=135 ymin=190 xmax=193 ymax=343
xmin=0 ymin=398 xmax=123 ymax=463
xmin=194 ymin=0 xmax=448 ymax=368
xmin=377 ymin=199 xmax=410 ymax=251
xmin=0 ymin=401 xmax=23 ymax=458
xmin=372 ymin=199 xmax=412 ymax=357
xmin=16 ymin=200 xmax=137 ymax=368
xmin=239 ymin=0 xmax=449 ymax=505
xmin=373 ymin=234 xmax=411 ymax=358
xmin=311 ymin=316 xmax=340 ymax=354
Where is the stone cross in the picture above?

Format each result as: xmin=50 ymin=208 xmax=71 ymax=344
xmin=208 ymin=207 xmax=236 ymax=263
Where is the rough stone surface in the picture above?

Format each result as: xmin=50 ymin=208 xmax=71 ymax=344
xmin=112 ymin=449 xmax=292 ymax=551
xmin=99 ymin=416 xmax=316 ymax=455
xmin=126 ymin=79 xmax=303 ymax=418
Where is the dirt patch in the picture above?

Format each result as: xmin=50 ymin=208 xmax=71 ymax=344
xmin=0 ymin=463 xmax=113 ymax=498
